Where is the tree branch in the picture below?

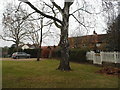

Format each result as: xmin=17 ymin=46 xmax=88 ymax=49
xmin=70 ymin=7 xmax=92 ymax=16
xmin=50 ymin=0 xmax=63 ymax=13
xmin=22 ymin=1 xmax=63 ymax=25
xmin=43 ymin=1 xmax=62 ymax=29
xmin=71 ymin=14 xmax=88 ymax=30
xmin=0 ymin=35 xmax=15 ymax=42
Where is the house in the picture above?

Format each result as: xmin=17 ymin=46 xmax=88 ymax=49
xmin=69 ymin=31 xmax=107 ymax=51
xmin=21 ymin=44 xmax=30 ymax=50
xmin=21 ymin=44 xmax=36 ymax=50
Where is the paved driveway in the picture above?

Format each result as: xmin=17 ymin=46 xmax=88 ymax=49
xmin=0 ymin=58 xmax=43 ymax=61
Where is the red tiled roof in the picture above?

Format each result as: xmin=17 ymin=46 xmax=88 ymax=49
xmin=69 ymin=34 xmax=107 ymax=44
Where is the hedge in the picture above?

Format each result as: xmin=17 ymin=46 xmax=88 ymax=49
xmin=69 ymin=48 xmax=87 ymax=62
xmin=8 ymin=47 xmax=22 ymax=56
xmin=52 ymin=48 xmax=87 ymax=62
xmin=52 ymin=47 xmax=61 ymax=58
xmin=23 ymin=49 xmax=39 ymax=58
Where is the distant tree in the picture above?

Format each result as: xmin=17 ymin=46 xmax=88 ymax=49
xmin=1 ymin=2 xmax=34 ymax=51
xmin=102 ymin=1 xmax=120 ymax=51
xmin=107 ymin=14 xmax=120 ymax=51
xmin=26 ymin=3 xmax=53 ymax=61
xmin=2 ymin=46 xmax=9 ymax=58
xmin=27 ymin=15 xmax=53 ymax=61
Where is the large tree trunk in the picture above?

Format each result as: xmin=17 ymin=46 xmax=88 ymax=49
xmin=57 ymin=2 xmax=72 ymax=71
xmin=57 ymin=32 xmax=71 ymax=70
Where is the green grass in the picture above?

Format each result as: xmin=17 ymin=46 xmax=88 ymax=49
xmin=2 ymin=59 xmax=119 ymax=88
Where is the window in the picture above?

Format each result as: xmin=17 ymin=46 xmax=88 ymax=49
xmin=96 ymin=43 xmax=101 ymax=47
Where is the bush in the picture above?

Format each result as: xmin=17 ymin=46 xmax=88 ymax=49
xmin=23 ymin=49 xmax=38 ymax=58
xmin=69 ymin=48 xmax=87 ymax=62
xmin=52 ymin=47 xmax=61 ymax=58
xmin=41 ymin=48 xmax=51 ymax=58
xmin=52 ymin=48 xmax=87 ymax=63
xmin=8 ymin=47 xmax=22 ymax=56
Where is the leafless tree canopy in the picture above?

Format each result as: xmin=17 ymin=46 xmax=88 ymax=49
xmin=1 ymin=2 xmax=35 ymax=50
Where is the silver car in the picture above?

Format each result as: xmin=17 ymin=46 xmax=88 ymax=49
xmin=12 ymin=52 xmax=30 ymax=59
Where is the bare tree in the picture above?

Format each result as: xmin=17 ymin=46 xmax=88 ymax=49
xmin=102 ymin=0 xmax=120 ymax=51
xmin=102 ymin=0 xmax=118 ymax=26
xmin=1 ymin=2 xmax=35 ymax=51
xmin=27 ymin=14 xmax=53 ymax=61
xmin=26 ymin=2 xmax=54 ymax=61
xmin=19 ymin=0 xmax=96 ymax=71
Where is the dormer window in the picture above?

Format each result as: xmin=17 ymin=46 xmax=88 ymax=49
xmin=96 ymin=43 xmax=101 ymax=47
xmin=83 ymin=44 xmax=86 ymax=47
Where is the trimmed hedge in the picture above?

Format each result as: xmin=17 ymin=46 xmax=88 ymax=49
xmin=8 ymin=48 xmax=39 ymax=58
xmin=23 ymin=49 xmax=38 ymax=58
xmin=69 ymin=48 xmax=87 ymax=62
xmin=52 ymin=48 xmax=87 ymax=62
xmin=52 ymin=47 xmax=61 ymax=58
xmin=8 ymin=47 xmax=22 ymax=56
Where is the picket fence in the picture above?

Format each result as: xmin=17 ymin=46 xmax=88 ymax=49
xmin=86 ymin=51 xmax=120 ymax=65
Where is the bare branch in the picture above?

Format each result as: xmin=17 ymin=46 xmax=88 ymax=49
xmin=23 ymin=1 xmax=63 ymax=25
xmin=71 ymin=14 xmax=88 ymax=31
xmin=70 ymin=7 xmax=92 ymax=16
xmin=0 ymin=35 xmax=15 ymax=42
xmin=43 ymin=1 xmax=62 ymax=28
xmin=50 ymin=0 xmax=63 ymax=13
xmin=16 ymin=2 xmax=22 ymax=12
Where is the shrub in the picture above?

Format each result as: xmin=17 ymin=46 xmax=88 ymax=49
xmin=52 ymin=47 xmax=87 ymax=63
xmin=8 ymin=47 xmax=22 ymax=56
xmin=69 ymin=48 xmax=87 ymax=62
xmin=41 ymin=48 xmax=50 ymax=58
xmin=23 ymin=49 xmax=38 ymax=58
xmin=52 ymin=47 xmax=61 ymax=58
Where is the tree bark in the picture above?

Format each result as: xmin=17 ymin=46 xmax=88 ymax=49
xmin=57 ymin=2 xmax=72 ymax=71
xmin=16 ymin=40 xmax=19 ymax=52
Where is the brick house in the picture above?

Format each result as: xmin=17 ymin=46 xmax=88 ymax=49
xmin=69 ymin=31 xmax=107 ymax=51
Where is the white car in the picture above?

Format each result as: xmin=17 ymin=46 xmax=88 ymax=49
xmin=12 ymin=52 xmax=30 ymax=59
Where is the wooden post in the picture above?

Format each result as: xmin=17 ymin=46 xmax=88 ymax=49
xmin=114 ymin=52 xmax=117 ymax=63
xmin=100 ymin=51 xmax=103 ymax=64
xmin=92 ymin=51 xmax=95 ymax=64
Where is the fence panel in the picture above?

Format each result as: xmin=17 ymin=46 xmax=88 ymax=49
xmin=93 ymin=53 xmax=102 ymax=65
xmin=86 ymin=51 xmax=94 ymax=61
xmin=86 ymin=51 xmax=120 ymax=65
xmin=102 ymin=52 xmax=115 ymax=63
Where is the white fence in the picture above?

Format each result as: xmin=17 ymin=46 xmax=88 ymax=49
xmin=86 ymin=51 xmax=120 ymax=65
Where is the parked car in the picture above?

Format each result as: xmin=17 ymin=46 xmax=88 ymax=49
xmin=12 ymin=52 xmax=30 ymax=59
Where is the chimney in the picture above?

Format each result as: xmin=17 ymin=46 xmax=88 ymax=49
xmin=93 ymin=30 xmax=97 ymax=35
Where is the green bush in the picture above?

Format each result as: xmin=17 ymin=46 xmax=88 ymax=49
xmin=8 ymin=47 xmax=22 ymax=56
xmin=52 ymin=47 xmax=61 ymax=58
xmin=69 ymin=48 xmax=87 ymax=62
xmin=23 ymin=49 xmax=38 ymax=58
xmin=52 ymin=48 xmax=87 ymax=62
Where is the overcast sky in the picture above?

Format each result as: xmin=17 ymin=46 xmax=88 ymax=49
xmin=0 ymin=0 xmax=118 ymax=47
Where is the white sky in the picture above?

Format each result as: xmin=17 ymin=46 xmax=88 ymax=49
xmin=0 ymin=0 xmax=118 ymax=47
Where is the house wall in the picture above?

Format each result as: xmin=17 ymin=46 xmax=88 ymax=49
xmin=22 ymin=45 xmax=29 ymax=50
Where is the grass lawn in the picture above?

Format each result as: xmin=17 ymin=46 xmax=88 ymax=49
xmin=2 ymin=58 xmax=119 ymax=88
